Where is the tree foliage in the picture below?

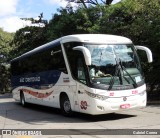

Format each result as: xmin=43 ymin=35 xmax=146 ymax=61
xmin=10 ymin=26 xmax=47 ymax=59
xmin=0 ymin=28 xmax=14 ymax=93
xmin=0 ymin=28 xmax=14 ymax=62
xmin=45 ymin=6 xmax=103 ymax=41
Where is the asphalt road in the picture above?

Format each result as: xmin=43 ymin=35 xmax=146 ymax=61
xmin=0 ymin=94 xmax=160 ymax=138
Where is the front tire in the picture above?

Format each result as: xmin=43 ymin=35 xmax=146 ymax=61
xmin=20 ymin=92 xmax=26 ymax=107
xmin=60 ymin=95 xmax=72 ymax=116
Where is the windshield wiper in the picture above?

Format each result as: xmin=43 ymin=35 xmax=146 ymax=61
xmin=119 ymin=59 xmax=138 ymax=88
xmin=108 ymin=63 xmax=121 ymax=90
xmin=108 ymin=58 xmax=138 ymax=90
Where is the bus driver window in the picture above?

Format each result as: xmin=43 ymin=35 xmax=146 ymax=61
xmin=77 ymin=58 xmax=86 ymax=84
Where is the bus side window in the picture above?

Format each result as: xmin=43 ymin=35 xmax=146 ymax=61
xmin=64 ymin=42 xmax=87 ymax=85
xmin=77 ymin=58 xmax=87 ymax=84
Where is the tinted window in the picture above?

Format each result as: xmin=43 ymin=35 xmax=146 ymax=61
xmin=64 ymin=42 xmax=88 ymax=84
xmin=11 ymin=44 xmax=67 ymax=76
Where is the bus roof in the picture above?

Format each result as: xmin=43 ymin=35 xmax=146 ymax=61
xmin=11 ymin=34 xmax=132 ymax=62
xmin=61 ymin=34 xmax=132 ymax=44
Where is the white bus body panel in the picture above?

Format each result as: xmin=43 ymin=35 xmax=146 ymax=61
xmin=72 ymin=83 xmax=146 ymax=115
xmin=12 ymin=72 xmax=76 ymax=110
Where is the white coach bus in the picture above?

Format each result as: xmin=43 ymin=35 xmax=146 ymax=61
xmin=11 ymin=34 xmax=153 ymax=116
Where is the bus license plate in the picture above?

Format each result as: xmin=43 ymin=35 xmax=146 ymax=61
xmin=120 ymin=104 xmax=130 ymax=109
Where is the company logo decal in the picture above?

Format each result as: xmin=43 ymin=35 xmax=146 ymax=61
xmin=80 ymin=101 xmax=88 ymax=110
xmin=109 ymin=92 xmax=114 ymax=96
xmin=20 ymin=89 xmax=53 ymax=98
xmin=132 ymin=90 xmax=138 ymax=94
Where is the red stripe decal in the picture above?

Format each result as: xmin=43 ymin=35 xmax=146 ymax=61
xmin=21 ymin=89 xmax=53 ymax=98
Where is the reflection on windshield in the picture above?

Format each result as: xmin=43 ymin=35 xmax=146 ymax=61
xmin=87 ymin=45 xmax=116 ymax=66
xmin=85 ymin=44 xmax=143 ymax=88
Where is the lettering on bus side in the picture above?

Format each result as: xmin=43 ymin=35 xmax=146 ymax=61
xmin=19 ymin=77 xmax=41 ymax=83
xmin=20 ymin=78 xmax=25 ymax=82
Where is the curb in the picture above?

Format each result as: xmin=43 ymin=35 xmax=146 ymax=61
xmin=0 ymin=93 xmax=12 ymax=98
xmin=147 ymin=101 xmax=160 ymax=105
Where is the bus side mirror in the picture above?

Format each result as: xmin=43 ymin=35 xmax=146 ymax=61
xmin=135 ymin=45 xmax=153 ymax=63
xmin=73 ymin=46 xmax=91 ymax=65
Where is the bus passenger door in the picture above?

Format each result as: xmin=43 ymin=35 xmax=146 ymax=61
xmin=76 ymin=58 xmax=89 ymax=113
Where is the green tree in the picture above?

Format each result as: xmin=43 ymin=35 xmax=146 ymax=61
xmin=0 ymin=64 xmax=10 ymax=93
xmin=10 ymin=26 xmax=47 ymax=59
xmin=45 ymin=6 xmax=104 ymax=41
xmin=0 ymin=28 xmax=14 ymax=93
xmin=0 ymin=28 xmax=14 ymax=62
xmin=45 ymin=8 xmax=79 ymax=41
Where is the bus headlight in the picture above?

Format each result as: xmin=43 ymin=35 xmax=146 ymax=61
xmin=139 ymin=91 xmax=146 ymax=96
xmin=85 ymin=91 xmax=109 ymax=101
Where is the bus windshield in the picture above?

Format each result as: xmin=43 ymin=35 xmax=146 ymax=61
xmin=84 ymin=44 xmax=144 ymax=89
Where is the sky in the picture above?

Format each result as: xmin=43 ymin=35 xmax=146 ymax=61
xmin=0 ymin=0 xmax=121 ymax=33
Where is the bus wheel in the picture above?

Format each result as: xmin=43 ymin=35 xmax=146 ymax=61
xmin=60 ymin=95 xmax=72 ymax=116
xmin=20 ymin=92 xmax=26 ymax=107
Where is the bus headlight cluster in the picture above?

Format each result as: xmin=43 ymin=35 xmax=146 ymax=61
xmin=139 ymin=91 xmax=146 ymax=96
xmin=85 ymin=91 xmax=109 ymax=101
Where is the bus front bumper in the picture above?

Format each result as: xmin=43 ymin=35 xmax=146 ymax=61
xmin=86 ymin=92 xmax=147 ymax=115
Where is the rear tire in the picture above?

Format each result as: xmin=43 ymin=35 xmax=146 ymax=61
xmin=20 ymin=92 xmax=26 ymax=107
xmin=60 ymin=95 xmax=72 ymax=116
